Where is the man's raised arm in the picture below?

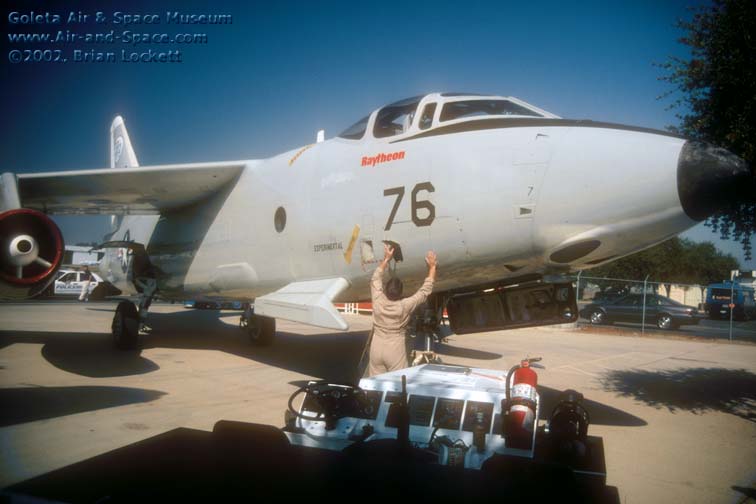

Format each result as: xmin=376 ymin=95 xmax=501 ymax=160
xmin=402 ymin=251 xmax=437 ymax=312
xmin=371 ymin=244 xmax=395 ymax=299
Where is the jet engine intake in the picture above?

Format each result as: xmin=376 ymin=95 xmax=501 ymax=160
xmin=0 ymin=208 xmax=64 ymax=299
xmin=677 ymin=141 xmax=753 ymax=221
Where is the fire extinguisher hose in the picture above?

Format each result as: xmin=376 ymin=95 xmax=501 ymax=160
xmin=504 ymin=364 xmax=521 ymax=404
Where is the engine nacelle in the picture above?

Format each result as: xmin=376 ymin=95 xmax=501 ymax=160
xmin=0 ymin=208 xmax=64 ymax=299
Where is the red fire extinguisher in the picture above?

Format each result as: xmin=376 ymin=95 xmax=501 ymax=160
xmin=503 ymin=357 xmax=540 ymax=450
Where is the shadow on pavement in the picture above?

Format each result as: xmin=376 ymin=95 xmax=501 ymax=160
xmin=538 ymin=387 xmax=647 ymax=427
xmin=732 ymin=486 xmax=756 ymax=499
xmin=434 ymin=344 xmax=502 ymax=360
xmin=288 ymin=380 xmax=313 ymax=389
xmin=146 ymin=324 xmax=370 ymax=384
xmin=1 ymin=309 xmax=369 ymax=381
xmin=1 ymin=308 xmax=647 ymax=429
xmin=141 ymin=310 xmax=385 ymax=379
xmin=144 ymin=311 xmax=504 ymax=382
xmin=601 ymin=367 xmax=756 ymax=421
xmin=0 ymin=386 xmax=166 ymax=427
xmin=41 ymin=335 xmax=161 ymax=377
xmin=0 ymin=331 xmax=159 ymax=378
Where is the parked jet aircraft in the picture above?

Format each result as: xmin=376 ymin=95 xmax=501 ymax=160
xmin=1 ymin=92 xmax=752 ymax=349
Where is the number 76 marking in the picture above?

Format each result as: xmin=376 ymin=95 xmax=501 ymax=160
xmin=383 ymin=182 xmax=435 ymax=231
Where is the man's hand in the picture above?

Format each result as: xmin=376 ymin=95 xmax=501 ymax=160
xmin=380 ymin=243 xmax=395 ymax=269
xmin=425 ymin=250 xmax=437 ymax=268
xmin=425 ymin=250 xmax=437 ymax=281
xmin=384 ymin=243 xmax=395 ymax=260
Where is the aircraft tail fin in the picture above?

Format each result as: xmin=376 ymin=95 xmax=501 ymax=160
xmin=110 ymin=116 xmax=139 ymax=169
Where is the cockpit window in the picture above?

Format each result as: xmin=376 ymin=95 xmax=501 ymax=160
xmin=338 ymin=115 xmax=369 ymax=140
xmin=373 ymin=96 xmax=423 ymax=138
xmin=440 ymin=100 xmax=542 ymax=121
xmin=419 ymin=103 xmax=436 ymax=130
xmin=440 ymin=92 xmax=487 ymax=97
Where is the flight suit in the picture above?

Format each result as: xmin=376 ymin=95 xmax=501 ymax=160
xmin=368 ymin=265 xmax=434 ymax=376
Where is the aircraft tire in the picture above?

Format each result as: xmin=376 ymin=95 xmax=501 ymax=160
xmin=248 ymin=314 xmax=275 ymax=346
xmin=112 ymin=300 xmax=139 ymax=350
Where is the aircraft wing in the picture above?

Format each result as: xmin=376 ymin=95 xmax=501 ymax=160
xmin=15 ymin=161 xmax=246 ymax=215
xmin=254 ymin=278 xmax=350 ymax=331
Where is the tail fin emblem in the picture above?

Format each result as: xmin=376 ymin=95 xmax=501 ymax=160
xmin=114 ymin=136 xmax=124 ymax=163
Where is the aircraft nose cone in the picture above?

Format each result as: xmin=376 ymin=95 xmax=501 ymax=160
xmin=677 ymin=141 xmax=753 ymax=221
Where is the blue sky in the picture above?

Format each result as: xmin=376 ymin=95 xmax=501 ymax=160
xmin=2 ymin=0 xmax=752 ymax=270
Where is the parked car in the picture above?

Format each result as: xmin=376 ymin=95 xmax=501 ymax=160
xmin=580 ymin=293 xmax=705 ymax=330
xmin=591 ymin=287 xmax=629 ymax=303
xmin=52 ymin=269 xmax=103 ymax=297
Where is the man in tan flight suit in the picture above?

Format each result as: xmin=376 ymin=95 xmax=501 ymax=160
xmin=367 ymin=244 xmax=437 ymax=376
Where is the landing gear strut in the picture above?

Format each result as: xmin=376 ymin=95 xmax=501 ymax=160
xmin=135 ymin=277 xmax=157 ymax=333
xmin=411 ymin=298 xmax=446 ymax=366
xmin=111 ymin=277 xmax=157 ymax=351
xmin=240 ymin=305 xmax=276 ymax=346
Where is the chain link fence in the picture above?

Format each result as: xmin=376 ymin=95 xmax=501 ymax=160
xmin=573 ymin=274 xmax=756 ymax=342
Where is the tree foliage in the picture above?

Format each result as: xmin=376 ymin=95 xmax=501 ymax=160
xmin=590 ymin=237 xmax=739 ymax=286
xmin=658 ymin=0 xmax=756 ymax=259
xmin=680 ymin=240 xmax=740 ymax=285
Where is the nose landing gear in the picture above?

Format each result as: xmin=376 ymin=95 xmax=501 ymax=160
xmin=112 ymin=300 xmax=139 ymax=350
xmin=240 ymin=304 xmax=276 ymax=346
xmin=110 ymin=278 xmax=157 ymax=351
xmin=410 ymin=299 xmax=447 ymax=365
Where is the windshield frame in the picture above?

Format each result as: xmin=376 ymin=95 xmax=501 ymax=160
xmin=337 ymin=115 xmax=370 ymax=140
xmin=372 ymin=95 xmax=423 ymax=139
xmin=335 ymin=93 xmax=556 ymax=142
xmin=439 ymin=99 xmax=544 ymax=122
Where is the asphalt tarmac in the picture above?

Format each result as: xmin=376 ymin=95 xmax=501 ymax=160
xmin=1 ymin=301 xmax=754 ymax=503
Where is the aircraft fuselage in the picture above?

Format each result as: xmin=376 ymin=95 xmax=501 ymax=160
xmin=104 ymin=119 xmax=694 ymax=303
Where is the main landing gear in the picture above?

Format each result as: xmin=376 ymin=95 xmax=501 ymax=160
xmin=112 ymin=300 xmax=139 ymax=350
xmin=111 ymin=278 xmax=157 ymax=351
xmin=240 ymin=305 xmax=276 ymax=346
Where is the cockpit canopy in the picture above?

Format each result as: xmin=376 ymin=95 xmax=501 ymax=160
xmin=338 ymin=92 xmax=558 ymax=141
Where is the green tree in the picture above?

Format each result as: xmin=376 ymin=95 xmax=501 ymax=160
xmin=658 ymin=0 xmax=756 ymax=259
xmin=679 ymin=240 xmax=740 ymax=298
xmin=592 ymin=238 xmax=683 ymax=280
xmin=589 ymin=237 xmax=738 ymax=296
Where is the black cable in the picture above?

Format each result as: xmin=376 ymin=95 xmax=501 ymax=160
xmin=428 ymin=426 xmax=439 ymax=445
xmin=287 ymin=386 xmax=325 ymax=422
